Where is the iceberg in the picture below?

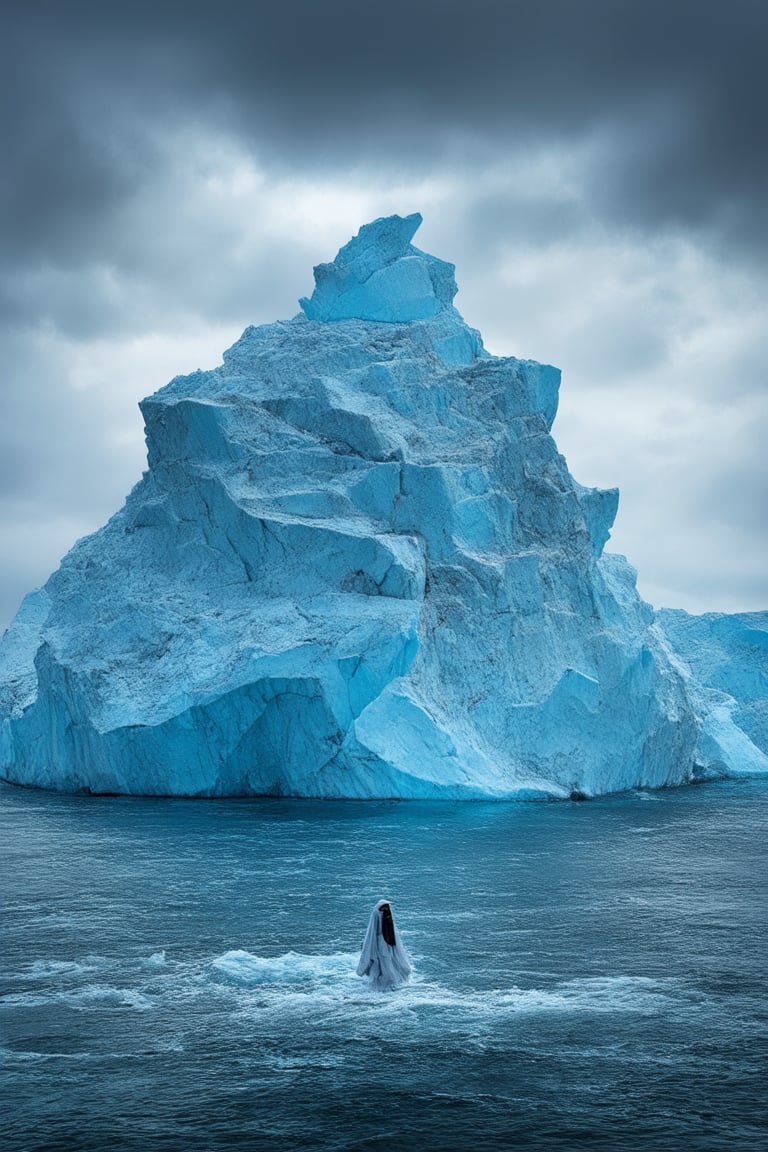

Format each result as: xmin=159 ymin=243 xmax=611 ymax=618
xmin=1 ymin=213 xmax=765 ymax=797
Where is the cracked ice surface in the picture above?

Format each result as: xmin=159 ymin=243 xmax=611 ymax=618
xmin=1 ymin=214 xmax=765 ymax=797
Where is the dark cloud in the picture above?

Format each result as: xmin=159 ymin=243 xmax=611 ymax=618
xmin=3 ymin=0 xmax=767 ymax=276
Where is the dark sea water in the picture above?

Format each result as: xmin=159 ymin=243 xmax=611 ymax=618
xmin=2 ymin=779 xmax=767 ymax=1152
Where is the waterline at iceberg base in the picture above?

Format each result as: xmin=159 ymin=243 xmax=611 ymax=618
xmin=1 ymin=214 xmax=765 ymax=798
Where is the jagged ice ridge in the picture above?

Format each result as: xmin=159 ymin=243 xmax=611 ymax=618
xmin=1 ymin=214 xmax=766 ymax=797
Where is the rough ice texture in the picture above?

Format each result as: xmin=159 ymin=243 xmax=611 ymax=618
xmin=0 ymin=213 xmax=765 ymax=798
xmin=655 ymin=610 xmax=768 ymax=780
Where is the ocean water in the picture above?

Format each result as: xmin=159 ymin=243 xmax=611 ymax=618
xmin=2 ymin=780 xmax=767 ymax=1151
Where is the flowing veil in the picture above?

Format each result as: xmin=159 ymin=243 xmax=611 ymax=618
xmin=356 ymin=900 xmax=412 ymax=989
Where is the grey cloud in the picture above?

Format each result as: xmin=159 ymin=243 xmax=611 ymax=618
xmin=689 ymin=414 xmax=768 ymax=537
xmin=0 ymin=332 xmax=147 ymax=625
xmin=0 ymin=334 xmax=141 ymax=510
xmin=3 ymin=0 xmax=768 ymax=276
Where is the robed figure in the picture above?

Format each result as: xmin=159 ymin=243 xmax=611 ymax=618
xmin=356 ymin=900 xmax=412 ymax=990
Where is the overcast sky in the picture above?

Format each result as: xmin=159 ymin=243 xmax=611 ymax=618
xmin=1 ymin=0 xmax=766 ymax=630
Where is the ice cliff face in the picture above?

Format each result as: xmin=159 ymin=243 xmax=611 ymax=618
xmin=1 ymin=213 xmax=764 ymax=797
xmin=655 ymin=610 xmax=768 ymax=780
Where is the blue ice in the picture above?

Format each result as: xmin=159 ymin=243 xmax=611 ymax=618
xmin=0 ymin=214 xmax=765 ymax=796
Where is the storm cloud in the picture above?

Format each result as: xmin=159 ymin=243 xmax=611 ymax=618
xmin=1 ymin=0 xmax=766 ymax=627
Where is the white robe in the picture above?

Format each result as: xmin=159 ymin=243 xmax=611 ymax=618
xmin=356 ymin=900 xmax=412 ymax=990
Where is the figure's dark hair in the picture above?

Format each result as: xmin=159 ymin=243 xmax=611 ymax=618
xmin=381 ymin=905 xmax=396 ymax=947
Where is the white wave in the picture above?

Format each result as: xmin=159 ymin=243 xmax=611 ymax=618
xmin=210 ymin=949 xmax=359 ymax=985
xmin=70 ymin=984 xmax=154 ymax=1010
xmin=140 ymin=951 xmax=167 ymax=969
xmin=264 ymin=1053 xmax=347 ymax=1069
xmin=1 ymin=984 xmax=153 ymax=1011
xmin=2 ymin=947 xmax=695 ymax=1029
xmin=207 ymin=951 xmax=689 ymax=1023
xmin=20 ymin=959 xmax=99 ymax=980
xmin=493 ymin=975 xmax=684 ymax=1015
xmin=0 ymin=1036 xmax=186 ymax=1065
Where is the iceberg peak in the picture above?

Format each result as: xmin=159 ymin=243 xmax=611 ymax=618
xmin=299 ymin=212 xmax=458 ymax=323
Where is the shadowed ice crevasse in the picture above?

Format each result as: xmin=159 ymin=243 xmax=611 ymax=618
xmin=1 ymin=213 xmax=765 ymax=797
